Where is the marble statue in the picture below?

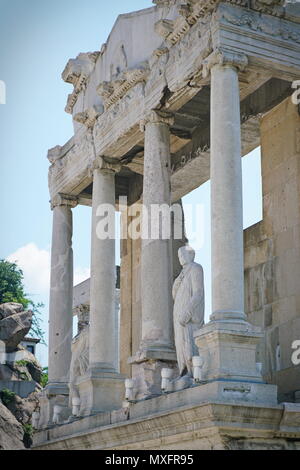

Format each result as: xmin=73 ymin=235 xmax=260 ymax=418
xmin=172 ymin=246 xmax=205 ymax=377
xmin=69 ymin=309 xmax=90 ymax=407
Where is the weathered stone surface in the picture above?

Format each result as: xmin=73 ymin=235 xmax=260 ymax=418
xmin=0 ymin=401 xmax=25 ymax=450
xmin=0 ymin=304 xmax=33 ymax=353
xmin=4 ymin=391 xmax=40 ymax=426
xmin=0 ymin=302 xmax=23 ymax=320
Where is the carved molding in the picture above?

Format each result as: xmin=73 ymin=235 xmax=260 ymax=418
xmin=97 ymin=63 xmax=150 ymax=110
xmin=140 ymin=110 xmax=175 ymax=131
xmin=88 ymin=156 xmax=122 ymax=176
xmin=62 ymin=52 xmax=100 ymax=114
xmin=47 ymin=145 xmax=63 ymax=164
xmin=220 ymin=5 xmax=300 ymax=43
xmin=154 ymin=0 xmax=288 ymax=46
xmin=203 ymin=49 xmax=249 ymax=77
xmin=51 ymin=193 xmax=78 ymax=210
xmin=73 ymin=105 xmax=104 ymax=129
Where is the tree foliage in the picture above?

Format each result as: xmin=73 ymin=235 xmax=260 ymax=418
xmin=0 ymin=259 xmax=46 ymax=344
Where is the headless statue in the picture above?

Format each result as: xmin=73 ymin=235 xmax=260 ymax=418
xmin=172 ymin=246 xmax=205 ymax=378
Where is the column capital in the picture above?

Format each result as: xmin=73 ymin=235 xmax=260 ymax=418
xmin=89 ymin=156 xmax=122 ymax=176
xmin=203 ymin=49 xmax=248 ymax=78
xmin=140 ymin=110 xmax=174 ymax=132
xmin=50 ymin=193 xmax=78 ymax=210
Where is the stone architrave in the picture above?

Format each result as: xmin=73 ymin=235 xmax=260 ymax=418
xmin=172 ymin=246 xmax=205 ymax=378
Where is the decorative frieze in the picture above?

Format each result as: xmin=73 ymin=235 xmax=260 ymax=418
xmin=97 ymin=63 xmax=150 ymax=110
xmin=154 ymin=0 xmax=287 ymax=47
xmin=62 ymin=52 xmax=100 ymax=114
xmin=219 ymin=4 xmax=300 ymax=43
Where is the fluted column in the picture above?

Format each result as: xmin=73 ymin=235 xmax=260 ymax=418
xmin=48 ymin=193 xmax=77 ymax=391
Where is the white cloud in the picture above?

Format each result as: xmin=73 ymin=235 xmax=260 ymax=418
xmin=7 ymin=243 xmax=51 ymax=295
xmin=7 ymin=243 xmax=90 ymax=296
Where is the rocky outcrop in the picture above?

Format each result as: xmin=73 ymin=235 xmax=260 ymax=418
xmin=0 ymin=303 xmax=33 ymax=352
xmin=0 ymin=400 xmax=25 ymax=450
xmin=0 ymin=303 xmax=43 ymax=449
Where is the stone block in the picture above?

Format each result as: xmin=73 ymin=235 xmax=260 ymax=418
xmin=195 ymin=321 xmax=263 ymax=383
xmin=77 ymin=370 xmax=125 ymax=415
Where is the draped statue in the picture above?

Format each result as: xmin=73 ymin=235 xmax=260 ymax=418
xmin=172 ymin=246 xmax=205 ymax=378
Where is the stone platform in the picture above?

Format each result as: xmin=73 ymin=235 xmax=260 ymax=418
xmin=33 ymin=382 xmax=300 ymax=450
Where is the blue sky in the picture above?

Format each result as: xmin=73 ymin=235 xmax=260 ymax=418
xmin=0 ymin=0 xmax=262 ymax=366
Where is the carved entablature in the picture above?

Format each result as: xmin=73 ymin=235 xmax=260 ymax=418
xmin=154 ymin=0 xmax=287 ymax=46
xmin=251 ymin=0 xmax=285 ymax=17
xmin=62 ymin=52 xmax=100 ymax=114
xmin=73 ymin=105 xmax=104 ymax=129
xmin=97 ymin=63 xmax=150 ymax=110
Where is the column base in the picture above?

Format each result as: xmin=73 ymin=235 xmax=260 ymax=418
xmin=194 ymin=320 xmax=264 ymax=383
xmin=38 ymin=383 xmax=71 ymax=429
xmin=129 ymin=346 xmax=178 ymax=400
xmin=210 ymin=310 xmax=247 ymax=322
xmin=77 ymin=367 xmax=125 ymax=416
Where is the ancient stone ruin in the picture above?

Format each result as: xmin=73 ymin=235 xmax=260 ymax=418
xmin=33 ymin=0 xmax=300 ymax=450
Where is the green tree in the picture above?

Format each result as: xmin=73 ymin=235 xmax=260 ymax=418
xmin=0 ymin=259 xmax=46 ymax=344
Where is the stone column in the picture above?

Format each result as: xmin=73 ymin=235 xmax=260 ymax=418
xmin=209 ymin=57 xmax=247 ymax=323
xmin=48 ymin=194 xmax=77 ymax=393
xmin=141 ymin=111 xmax=175 ymax=355
xmin=78 ymin=157 xmax=124 ymax=415
xmin=194 ymin=53 xmax=271 ymax=395
xmin=89 ymin=163 xmax=117 ymax=371
xmin=130 ymin=111 xmax=177 ymax=399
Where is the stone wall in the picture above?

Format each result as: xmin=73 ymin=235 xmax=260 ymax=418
xmin=244 ymin=97 xmax=300 ymax=402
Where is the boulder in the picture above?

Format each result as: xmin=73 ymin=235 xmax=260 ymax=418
xmin=0 ymin=400 xmax=25 ymax=450
xmin=0 ymin=304 xmax=33 ymax=352
xmin=4 ymin=390 xmax=40 ymax=425
xmin=0 ymin=303 xmax=23 ymax=320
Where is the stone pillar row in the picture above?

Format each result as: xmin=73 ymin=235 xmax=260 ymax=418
xmin=46 ymin=50 xmax=272 ymax=418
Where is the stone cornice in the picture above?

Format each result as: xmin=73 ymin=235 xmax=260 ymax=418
xmin=50 ymin=193 xmax=78 ymax=210
xmin=140 ymin=110 xmax=175 ymax=131
xmin=203 ymin=49 xmax=249 ymax=77
xmin=62 ymin=52 xmax=100 ymax=115
xmin=154 ymin=0 xmax=287 ymax=46
xmin=73 ymin=105 xmax=104 ymax=129
xmin=97 ymin=63 xmax=150 ymax=111
xmin=47 ymin=145 xmax=63 ymax=164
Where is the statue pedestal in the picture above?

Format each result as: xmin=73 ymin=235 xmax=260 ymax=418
xmin=194 ymin=320 xmax=264 ymax=383
xmin=38 ymin=384 xmax=71 ymax=429
xmin=129 ymin=348 xmax=177 ymax=400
